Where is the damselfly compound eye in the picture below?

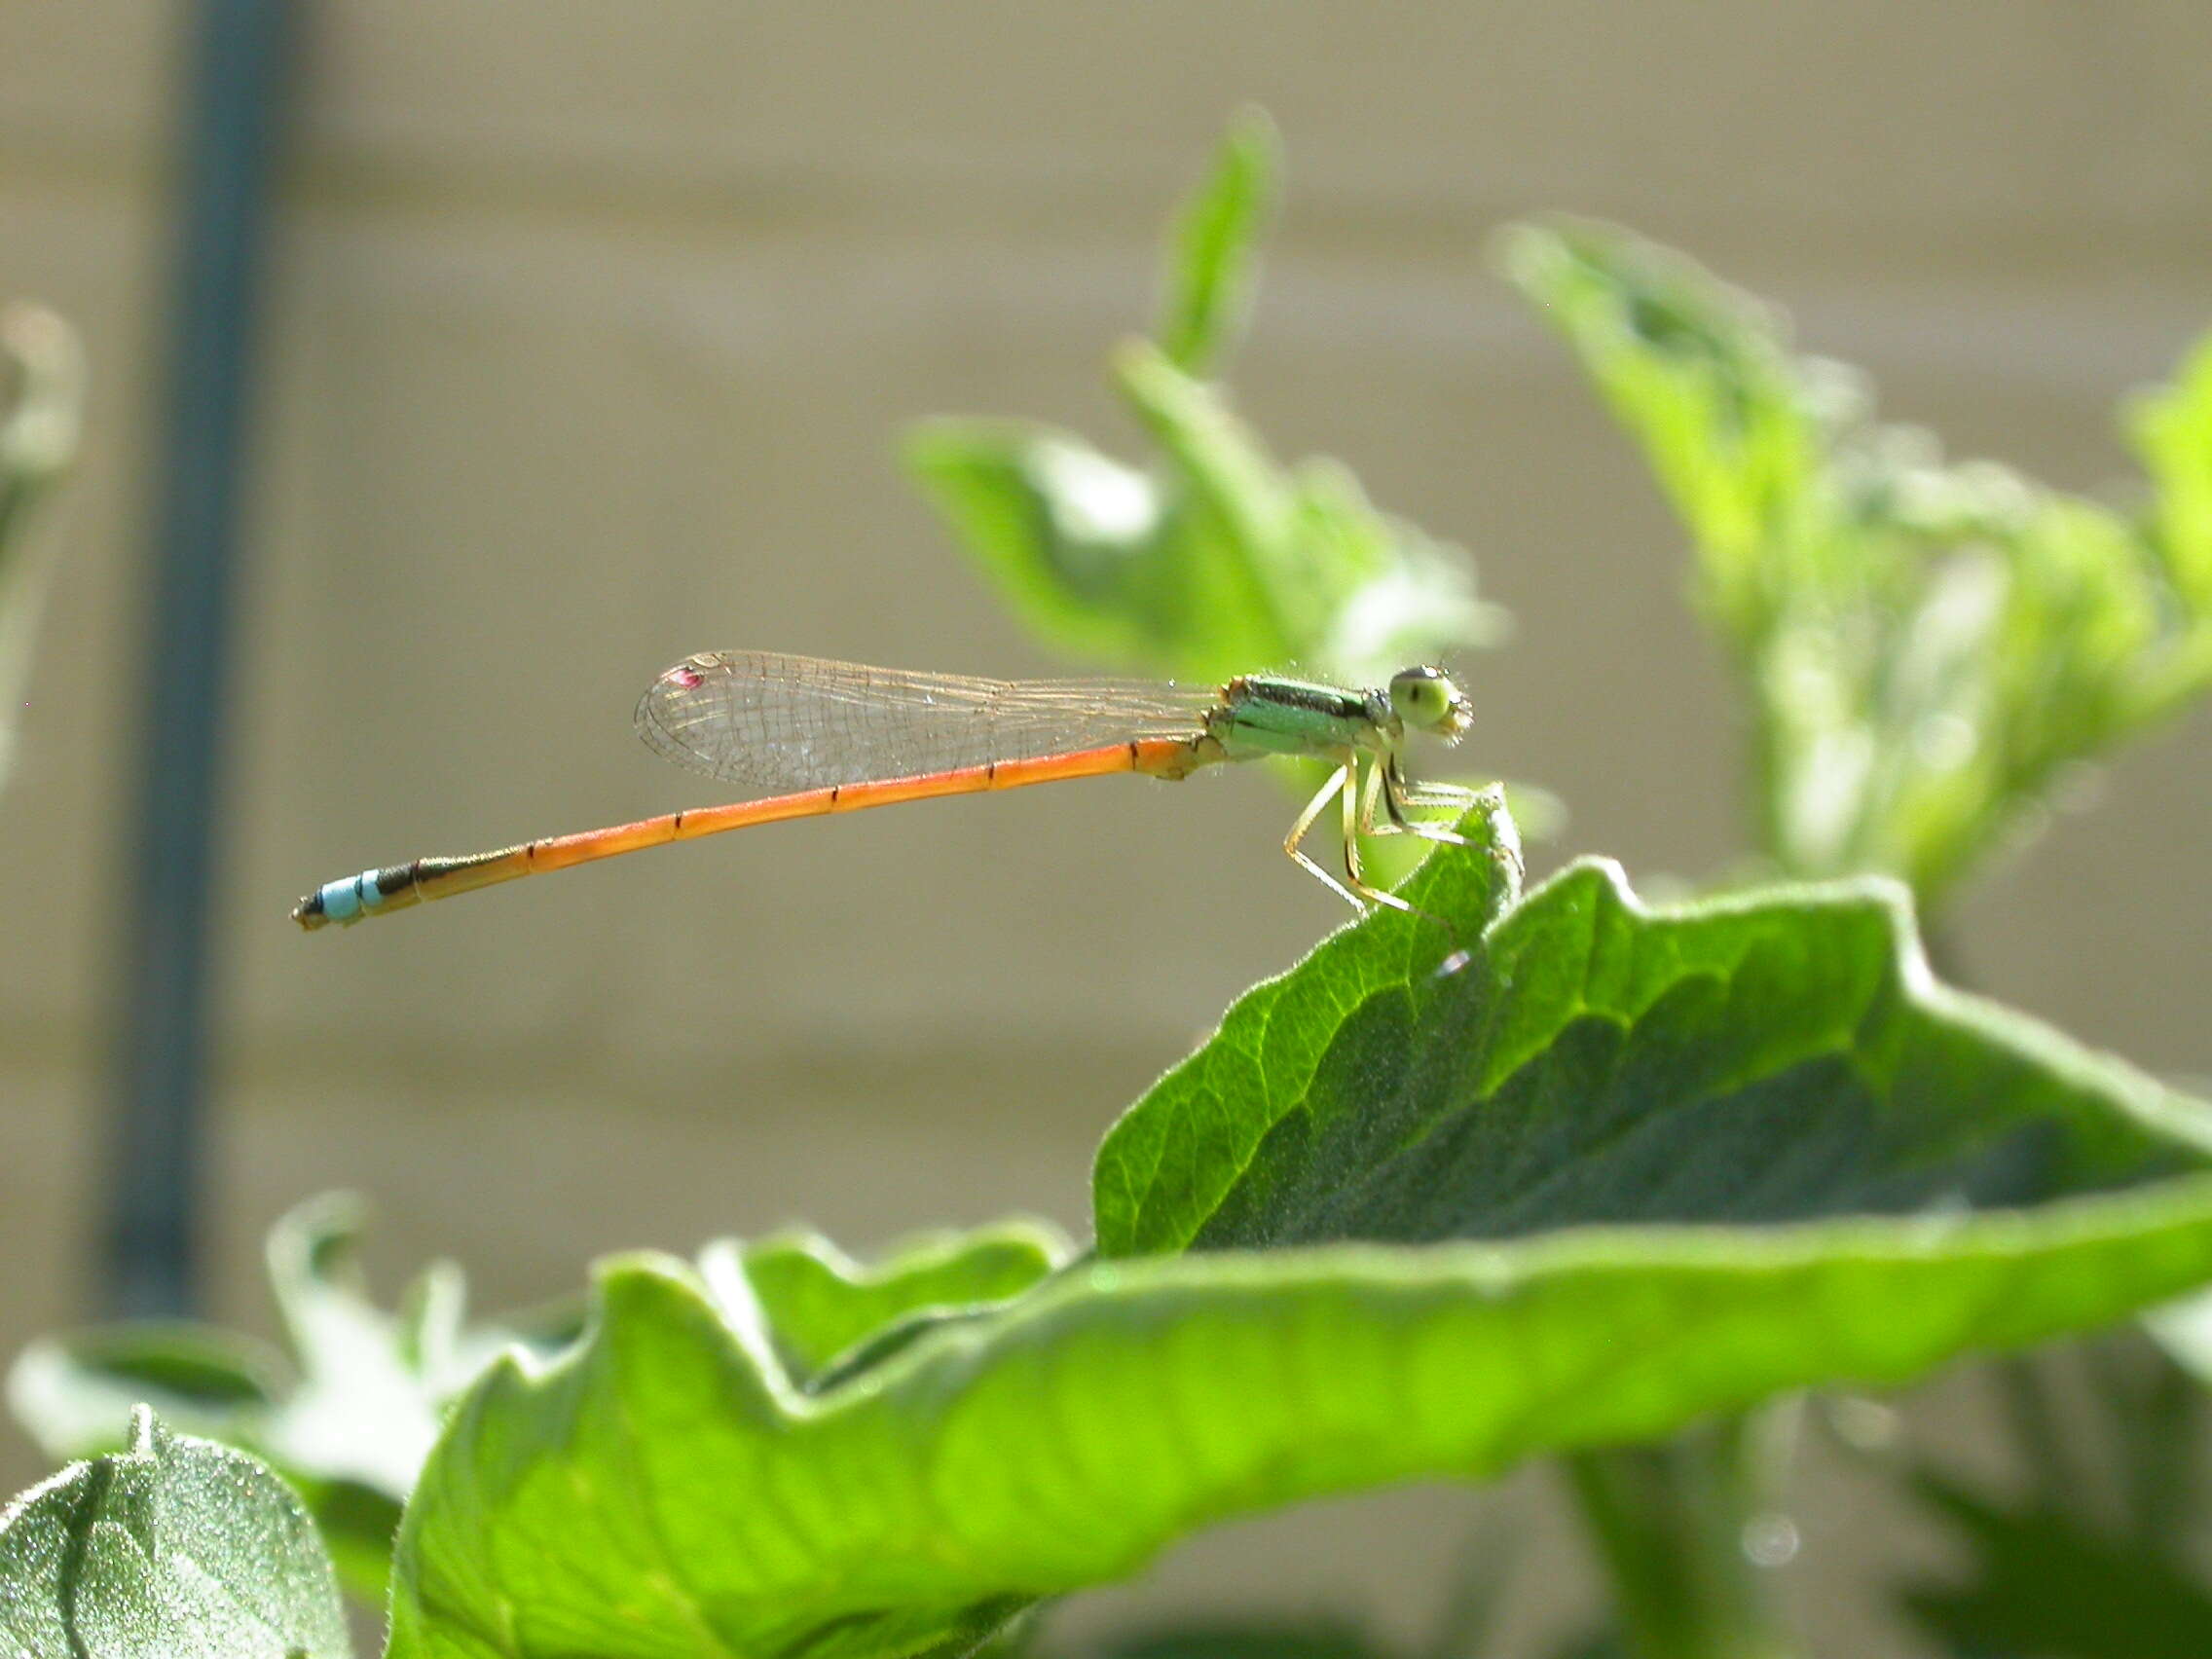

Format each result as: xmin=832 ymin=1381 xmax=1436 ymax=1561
xmin=1387 ymin=666 xmax=1472 ymax=742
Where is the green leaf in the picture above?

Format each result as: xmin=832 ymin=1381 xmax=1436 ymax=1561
xmin=1561 ymin=1416 xmax=1798 ymax=1659
xmin=1090 ymin=1621 xmax=1381 ymax=1659
xmin=1494 ymin=218 xmax=1834 ymax=650
xmin=1108 ymin=339 xmax=1305 ymax=675
xmin=9 ymin=1196 xmax=578 ymax=1603
xmin=904 ymin=361 xmax=1504 ymax=690
xmin=2127 ymin=328 xmax=2212 ymax=617
xmin=0 ymin=303 xmax=79 ymax=564
xmin=903 ymin=366 xmax=1306 ymax=685
xmin=1155 ymin=107 xmax=1279 ymax=377
xmin=1291 ymin=458 xmax=1512 ymax=680
xmin=719 ymin=1220 xmax=1071 ymax=1384
xmin=1094 ymin=805 xmax=2212 ymax=1256
xmin=387 ymin=1191 xmax=2212 ymax=1659
xmin=0 ymin=1406 xmax=350 ymax=1658
xmin=904 ymin=113 xmax=1508 ymax=703
xmin=387 ymin=810 xmax=2212 ymax=1659
xmin=1109 ymin=340 xmax=1506 ymax=683
xmin=1859 ymin=1335 xmax=2212 ymax=1658
xmin=1898 ymin=1470 xmax=2212 ymax=1659
xmin=903 ymin=420 xmax=1180 ymax=669
xmin=1068 ymin=1513 xmax=1509 ymax=1659
xmin=1498 ymin=219 xmax=2212 ymax=908
xmin=8 ymin=1324 xmax=285 ymax=1451
xmin=0 ymin=302 xmax=83 ymax=787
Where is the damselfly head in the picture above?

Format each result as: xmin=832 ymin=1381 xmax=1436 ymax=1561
xmin=1387 ymin=666 xmax=1472 ymax=744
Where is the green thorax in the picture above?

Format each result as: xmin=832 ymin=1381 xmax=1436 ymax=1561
xmin=1209 ymin=675 xmax=1400 ymax=761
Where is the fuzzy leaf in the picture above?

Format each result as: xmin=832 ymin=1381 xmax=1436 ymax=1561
xmin=9 ymin=1197 xmax=578 ymax=1602
xmin=0 ymin=1407 xmax=350 ymax=1658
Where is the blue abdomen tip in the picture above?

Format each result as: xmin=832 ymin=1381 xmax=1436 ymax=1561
xmin=318 ymin=874 xmax=366 ymax=922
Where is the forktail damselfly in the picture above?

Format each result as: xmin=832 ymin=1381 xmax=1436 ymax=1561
xmin=292 ymin=651 xmax=1481 ymax=930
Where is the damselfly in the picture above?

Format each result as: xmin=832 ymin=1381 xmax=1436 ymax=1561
xmin=292 ymin=651 xmax=1482 ymax=930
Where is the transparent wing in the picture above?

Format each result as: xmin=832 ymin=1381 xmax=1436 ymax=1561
xmin=634 ymin=650 xmax=1224 ymax=792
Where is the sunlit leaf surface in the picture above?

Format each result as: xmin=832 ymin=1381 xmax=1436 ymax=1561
xmin=389 ymin=809 xmax=2212 ymax=1659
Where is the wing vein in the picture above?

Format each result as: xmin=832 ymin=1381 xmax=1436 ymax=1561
xmin=634 ymin=651 xmax=1221 ymax=793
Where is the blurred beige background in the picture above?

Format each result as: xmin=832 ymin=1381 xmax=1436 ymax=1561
xmin=3 ymin=4 xmax=2210 ymax=1652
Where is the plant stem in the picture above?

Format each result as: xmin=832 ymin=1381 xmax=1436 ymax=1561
xmin=1562 ymin=1410 xmax=1806 ymax=1659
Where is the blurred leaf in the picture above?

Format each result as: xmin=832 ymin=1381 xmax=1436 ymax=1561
xmin=9 ymin=1323 xmax=286 ymax=1465
xmin=1289 ymin=458 xmax=1510 ymax=684
xmin=904 ymin=422 xmax=1174 ymax=667
xmin=2144 ymin=1283 xmax=2212 ymax=1405
xmin=1498 ymin=220 xmax=2212 ymax=910
xmin=0 ymin=303 xmax=79 ymax=569
xmin=1974 ymin=1329 xmax=2212 ymax=1552
xmin=0 ymin=1406 xmax=350 ymax=1659
xmin=905 ymin=355 xmax=1503 ymax=694
xmin=10 ymin=1195 xmax=576 ymax=1602
xmin=1561 ymin=1412 xmax=1800 ymax=1659
xmin=1092 ymin=1621 xmax=1381 ymax=1659
xmin=2085 ymin=1335 xmax=2212 ymax=1550
xmin=387 ymin=811 xmax=2212 ymax=1659
xmin=2126 ymin=329 xmax=2212 ymax=619
xmin=1108 ymin=337 xmax=1307 ymax=674
xmin=1156 ymin=106 xmax=1278 ymax=377
xmin=0 ymin=302 xmax=83 ymax=785
xmin=1498 ymin=223 xmax=1826 ymax=648
xmin=712 ymin=1220 xmax=1072 ymax=1385
xmin=1112 ymin=341 xmax=1507 ymax=683
xmin=1044 ymin=1503 xmax=1512 ymax=1659
xmin=905 ymin=113 xmax=1507 ymax=709
xmin=1825 ymin=1329 xmax=2212 ymax=1659
xmin=1899 ymin=1469 xmax=2212 ymax=1659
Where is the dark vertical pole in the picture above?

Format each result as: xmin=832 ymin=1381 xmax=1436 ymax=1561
xmin=104 ymin=0 xmax=292 ymax=1317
